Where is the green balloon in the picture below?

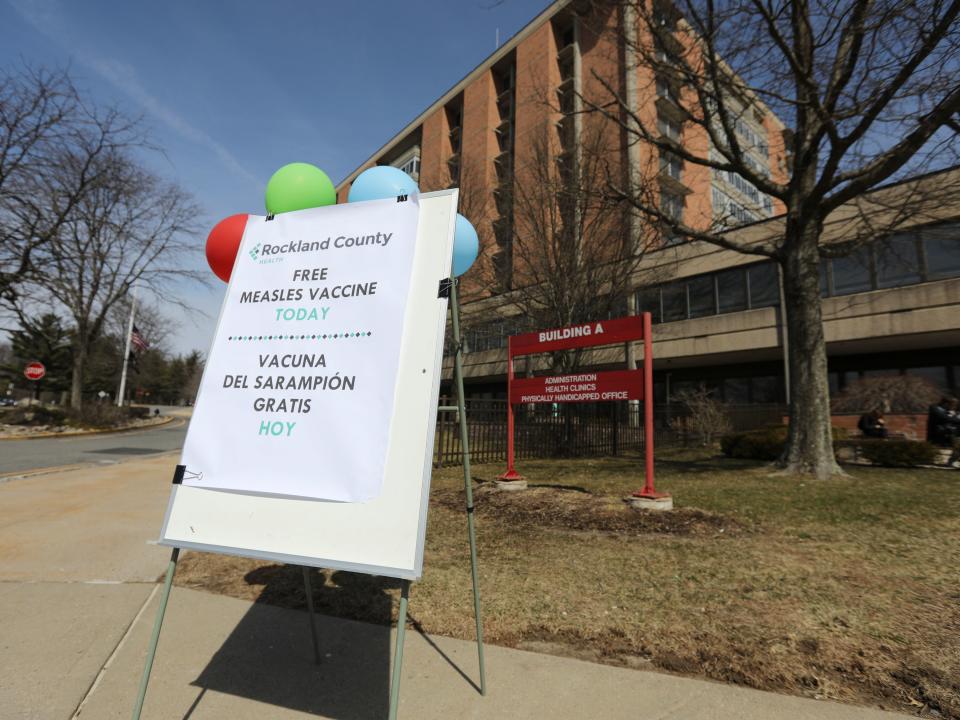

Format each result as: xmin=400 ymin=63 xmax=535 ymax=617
xmin=264 ymin=163 xmax=336 ymax=214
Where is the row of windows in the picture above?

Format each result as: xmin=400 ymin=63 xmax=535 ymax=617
xmin=451 ymin=224 xmax=959 ymax=350
xmin=714 ymin=165 xmax=762 ymax=204
xmin=830 ymin=365 xmax=960 ymax=396
xmin=820 ymin=222 xmax=960 ymax=296
xmin=704 ymin=97 xmax=770 ymax=157
xmin=640 ymin=223 xmax=960 ymax=324
xmin=661 ymin=363 xmax=960 ymax=405
xmin=637 ymin=261 xmax=781 ymax=323
xmin=733 ymin=115 xmax=768 ymax=157
xmin=396 ymin=155 xmax=420 ymax=178
xmin=712 ymin=186 xmax=762 ymax=226
xmin=663 ymin=375 xmax=782 ymax=404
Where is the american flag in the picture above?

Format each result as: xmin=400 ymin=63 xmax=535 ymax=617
xmin=131 ymin=325 xmax=149 ymax=352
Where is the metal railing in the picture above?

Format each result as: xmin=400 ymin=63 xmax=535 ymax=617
xmin=434 ymin=399 xmax=786 ymax=467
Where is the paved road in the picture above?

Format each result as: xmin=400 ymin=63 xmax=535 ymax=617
xmin=0 ymin=409 xmax=189 ymax=476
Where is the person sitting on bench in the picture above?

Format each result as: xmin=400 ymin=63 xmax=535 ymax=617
xmin=858 ymin=409 xmax=888 ymax=439
xmin=928 ymin=397 xmax=960 ymax=445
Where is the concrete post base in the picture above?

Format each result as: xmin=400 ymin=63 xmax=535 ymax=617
xmin=627 ymin=495 xmax=673 ymax=511
xmin=495 ymin=479 xmax=528 ymax=492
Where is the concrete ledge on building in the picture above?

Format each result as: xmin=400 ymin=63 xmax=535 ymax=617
xmin=627 ymin=494 xmax=674 ymax=511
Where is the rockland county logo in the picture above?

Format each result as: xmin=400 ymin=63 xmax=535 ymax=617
xmin=248 ymin=241 xmax=283 ymax=265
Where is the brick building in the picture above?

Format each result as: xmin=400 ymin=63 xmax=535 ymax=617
xmin=336 ymin=0 xmax=960 ymax=407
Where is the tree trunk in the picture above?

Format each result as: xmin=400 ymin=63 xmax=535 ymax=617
xmin=70 ymin=343 xmax=86 ymax=410
xmin=779 ymin=222 xmax=841 ymax=478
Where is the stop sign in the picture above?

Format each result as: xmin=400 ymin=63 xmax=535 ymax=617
xmin=24 ymin=362 xmax=45 ymax=381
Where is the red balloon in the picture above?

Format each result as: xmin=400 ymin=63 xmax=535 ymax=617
xmin=205 ymin=214 xmax=249 ymax=282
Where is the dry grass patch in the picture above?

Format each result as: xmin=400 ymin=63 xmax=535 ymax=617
xmin=175 ymin=450 xmax=960 ymax=718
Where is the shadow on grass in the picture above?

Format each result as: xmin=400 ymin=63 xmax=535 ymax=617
xmin=656 ymin=456 xmax=764 ymax=475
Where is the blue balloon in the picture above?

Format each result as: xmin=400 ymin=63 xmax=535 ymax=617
xmin=452 ymin=213 xmax=479 ymax=277
xmin=347 ymin=165 xmax=419 ymax=203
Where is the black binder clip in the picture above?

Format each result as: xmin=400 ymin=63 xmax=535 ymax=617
xmin=396 ymin=194 xmax=408 ymax=203
xmin=265 ymin=214 xmax=276 ymax=222
xmin=437 ymin=278 xmax=453 ymax=298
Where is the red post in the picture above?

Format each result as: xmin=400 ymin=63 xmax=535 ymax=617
xmin=500 ymin=337 xmax=523 ymax=480
xmin=634 ymin=312 xmax=666 ymax=499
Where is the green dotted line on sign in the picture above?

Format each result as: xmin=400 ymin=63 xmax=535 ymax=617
xmin=227 ymin=331 xmax=373 ymax=341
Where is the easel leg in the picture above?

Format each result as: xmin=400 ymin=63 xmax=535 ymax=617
xmin=388 ymin=580 xmax=411 ymax=720
xmin=450 ymin=279 xmax=487 ymax=696
xmin=132 ymin=547 xmax=180 ymax=720
xmin=302 ymin=566 xmax=321 ymax=664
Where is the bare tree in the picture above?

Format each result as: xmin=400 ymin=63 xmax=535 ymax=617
xmin=669 ymin=385 xmax=732 ymax=444
xmin=0 ymin=63 xmax=142 ymax=314
xmin=577 ymin=0 xmax=960 ymax=478
xmin=28 ymin=152 xmax=202 ymax=408
xmin=452 ymin=163 xmax=497 ymax=304
xmin=831 ymin=375 xmax=944 ymax=413
xmin=472 ymin=118 xmax=659 ymax=374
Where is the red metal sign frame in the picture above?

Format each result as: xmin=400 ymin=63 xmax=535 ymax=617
xmin=500 ymin=313 xmax=661 ymax=499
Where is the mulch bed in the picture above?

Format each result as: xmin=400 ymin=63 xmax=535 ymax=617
xmin=432 ymin=483 xmax=746 ymax=537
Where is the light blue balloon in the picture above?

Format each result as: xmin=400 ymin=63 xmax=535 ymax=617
xmin=347 ymin=165 xmax=419 ymax=203
xmin=453 ymin=213 xmax=479 ymax=277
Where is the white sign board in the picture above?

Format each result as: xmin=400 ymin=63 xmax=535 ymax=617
xmin=180 ymin=195 xmax=419 ymax=502
xmin=160 ymin=190 xmax=458 ymax=579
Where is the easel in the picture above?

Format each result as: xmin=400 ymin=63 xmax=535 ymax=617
xmin=132 ymin=276 xmax=485 ymax=720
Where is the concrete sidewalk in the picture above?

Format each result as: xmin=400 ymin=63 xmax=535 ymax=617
xmin=0 ymin=455 xmax=913 ymax=720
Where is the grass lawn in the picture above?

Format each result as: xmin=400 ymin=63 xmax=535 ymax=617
xmin=175 ymin=450 xmax=960 ymax=717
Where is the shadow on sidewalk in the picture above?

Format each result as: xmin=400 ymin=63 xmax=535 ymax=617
xmin=188 ymin=567 xmax=398 ymax=720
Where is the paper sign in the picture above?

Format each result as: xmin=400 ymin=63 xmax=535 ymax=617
xmin=180 ymin=197 xmax=420 ymax=502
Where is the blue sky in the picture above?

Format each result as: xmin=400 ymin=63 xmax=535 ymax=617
xmin=1 ymin=0 xmax=548 ymax=354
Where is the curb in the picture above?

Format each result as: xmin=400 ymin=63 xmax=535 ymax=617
xmin=0 ymin=415 xmax=177 ymax=441
xmin=0 ymin=450 xmax=182 ymax=482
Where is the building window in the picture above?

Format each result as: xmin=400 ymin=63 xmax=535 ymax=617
xmin=723 ymin=377 xmax=750 ymax=403
xmin=876 ymin=234 xmax=921 ymax=289
xmin=750 ymin=376 xmax=780 ymax=403
xmin=831 ymin=247 xmax=872 ymax=295
xmin=656 ymin=77 xmax=679 ymax=104
xmin=636 ymin=288 xmax=662 ymax=323
xmin=661 ymin=190 xmax=684 ymax=222
xmin=398 ymin=155 xmax=420 ymax=178
xmin=661 ymin=283 xmax=687 ymax=322
xmin=923 ymin=224 xmax=960 ymax=279
xmin=906 ymin=366 xmax=949 ymax=392
xmin=688 ymin=275 xmax=716 ymax=318
xmin=716 ymin=267 xmax=748 ymax=312
xmin=747 ymin=262 xmax=779 ymax=308
xmin=657 ymin=115 xmax=682 ymax=141
xmin=659 ymin=151 xmax=683 ymax=181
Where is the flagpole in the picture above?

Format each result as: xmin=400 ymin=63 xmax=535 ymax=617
xmin=117 ymin=294 xmax=137 ymax=407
